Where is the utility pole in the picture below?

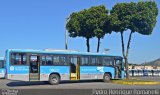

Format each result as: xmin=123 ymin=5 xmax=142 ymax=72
xmin=65 ymin=18 xmax=69 ymax=50
xmin=65 ymin=26 xmax=68 ymax=50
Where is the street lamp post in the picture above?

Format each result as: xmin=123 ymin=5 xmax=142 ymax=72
xmin=65 ymin=26 xmax=68 ymax=50
xmin=65 ymin=18 xmax=69 ymax=50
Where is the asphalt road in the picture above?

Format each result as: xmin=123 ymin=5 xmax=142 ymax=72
xmin=0 ymin=77 xmax=159 ymax=89
xmin=0 ymin=77 xmax=159 ymax=95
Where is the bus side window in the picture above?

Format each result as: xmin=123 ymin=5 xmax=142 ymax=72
xmin=22 ymin=54 xmax=27 ymax=65
xmin=98 ymin=57 xmax=102 ymax=66
xmin=41 ymin=56 xmax=46 ymax=65
xmin=53 ymin=56 xmax=60 ymax=65
xmin=46 ymin=56 xmax=53 ymax=65
xmin=90 ymin=57 xmax=96 ymax=66
xmin=59 ymin=56 xmax=67 ymax=65
xmin=11 ymin=53 xmax=18 ymax=65
xmin=81 ymin=57 xmax=89 ymax=66
xmin=103 ymin=57 xmax=112 ymax=66
xmin=11 ymin=53 xmax=27 ymax=65
xmin=90 ymin=57 xmax=100 ymax=66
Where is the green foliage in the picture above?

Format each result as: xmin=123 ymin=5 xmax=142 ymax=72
xmin=110 ymin=2 xmax=137 ymax=32
xmin=110 ymin=1 xmax=158 ymax=78
xmin=110 ymin=1 xmax=158 ymax=34
xmin=66 ymin=1 xmax=158 ymax=53
xmin=66 ymin=5 xmax=111 ymax=52
xmin=94 ymin=29 xmax=104 ymax=38
xmin=66 ymin=5 xmax=110 ymax=38
xmin=133 ymin=1 xmax=158 ymax=35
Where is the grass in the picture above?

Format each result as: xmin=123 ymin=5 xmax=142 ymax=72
xmin=111 ymin=78 xmax=160 ymax=85
xmin=112 ymin=79 xmax=151 ymax=82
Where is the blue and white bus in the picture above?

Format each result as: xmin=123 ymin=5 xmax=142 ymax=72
xmin=147 ymin=70 xmax=153 ymax=76
xmin=143 ymin=69 xmax=149 ymax=76
xmin=138 ymin=70 xmax=143 ymax=76
xmin=0 ymin=57 xmax=5 ymax=78
xmin=153 ymin=70 xmax=160 ymax=76
xmin=131 ymin=69 xmax=139 ymax=76
xmin=5 ymin=49 xmax=125 ymax=85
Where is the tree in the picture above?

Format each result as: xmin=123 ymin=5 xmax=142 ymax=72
xmin=110 ymin=1 xmax=158 ymax=79
xmin=93 ymin=7 xmax=111 ymax=53
xmin=66 ymin=5 xmax=110 ymax=52
xmin=94 ymin=29 xmax=105 ymax=53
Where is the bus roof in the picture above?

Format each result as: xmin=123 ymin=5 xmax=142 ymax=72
xmin=6 ymin=49 xmax=122 ymax=58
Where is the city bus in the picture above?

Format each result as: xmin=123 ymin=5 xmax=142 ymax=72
xmin=138 ymin=70 xmax=143 ymax=76
xmin=5 ymin=49 xmax=125 ymax=85
xmin=143 ymin=69 xmax=149 ymax=76
xmin=129 ymin=69 xmax=133 ymax=77
xmin=131 ymin=69 xmax=139 ymax=76
xmin=158 ymin=70 xmax=160 ymax=76
xmin=0 ymin=57 xmax=5 ymax=78
xmin=148 ymin=70 xmax=153 ymax=76
xmin=153 ymin=70 xmax=159 ymax=76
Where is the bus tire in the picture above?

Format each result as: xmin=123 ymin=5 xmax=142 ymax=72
xmin=49 ymin=74 xmax=60 ymax=85
xmin=43 ymin=81 xmax=49 ymax=84
xmin=103 ymin=73 xmax=111 ymax=83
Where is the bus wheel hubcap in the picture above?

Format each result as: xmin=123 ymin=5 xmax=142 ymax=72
xmin=52 ymin=77 xmax=58 ymax=83
xmin=105 ymin=76 xmax=109 ymax=80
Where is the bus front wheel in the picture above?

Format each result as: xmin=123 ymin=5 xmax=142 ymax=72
xmin=103 ymin=73 xmax=111 ymax=83
xmin=49 ymin=74 xmax=60 ymax=85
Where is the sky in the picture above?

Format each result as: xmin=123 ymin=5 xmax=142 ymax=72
xmin=0 ymin=0 xmax=159 ymax=64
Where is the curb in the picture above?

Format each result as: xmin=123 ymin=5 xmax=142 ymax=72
xmin=111 ymin=80 xmax=160 ymax=85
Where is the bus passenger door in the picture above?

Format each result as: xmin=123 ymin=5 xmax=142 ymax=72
xmin=114 ymin=58 xmax=123 ymax=78
xmin=70 ymin=57 xmax=80 ymax=80
xmin=29 ymin=55 xmax=40 ymax=81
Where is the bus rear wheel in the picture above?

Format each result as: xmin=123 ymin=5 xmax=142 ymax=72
xmin=49 ymin=74 xmax=60 ymax=85
xmin=103 ymin=73 xmax=111 ymax=83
